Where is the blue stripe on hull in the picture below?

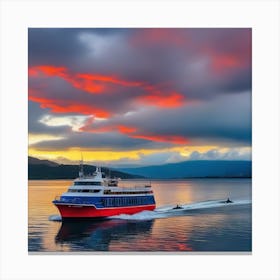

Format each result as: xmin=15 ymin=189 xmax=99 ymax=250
xmin=54 ymin=195 xmax=156 ymax=209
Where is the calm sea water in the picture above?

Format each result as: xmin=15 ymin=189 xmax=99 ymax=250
xmin=28 ymin=179 xmax=252 ymax=252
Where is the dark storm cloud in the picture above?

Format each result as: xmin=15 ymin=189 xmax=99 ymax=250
xmin=28 ymin=28 xmax=129 ymax=68
xmin=28 ymin=91 xmax=251 ymax=150
xmin=29 ymin=28 xmax=251 ymax=100
xmin=29 ymin=28 xmax=83 ymax=67
xmin=139 ymin=92 xmax=251 ymax=144
xmin=81 ymin=92 xmax=251 ymax=146
xmin=28 ymin=28 xmax=251 ymax=152
xmin=87 ymin=28 xmax=251 ymax=97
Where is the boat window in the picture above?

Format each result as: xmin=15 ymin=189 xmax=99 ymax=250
xmin=103 ymin=190 xmax=153 ymax=195
xmin=74 ymin=181 xmax=101 ymax=186
xmin=102 ymin=194 xmax=153 ymax=207
xmin=68 ymin=189 xmax=101 ymax=193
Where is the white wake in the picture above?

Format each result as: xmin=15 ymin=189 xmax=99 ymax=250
xmin=109 ymin=199 xmax=251 ymax=221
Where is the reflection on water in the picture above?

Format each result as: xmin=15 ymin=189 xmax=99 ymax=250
xmin=28 ymin=179 xmax=251 ymax=252
xmin=56 ymin=219 xmax=154 ymax=251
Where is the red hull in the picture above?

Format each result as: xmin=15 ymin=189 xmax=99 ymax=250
xmin=55 ymin=204 xmax=156 ymax=219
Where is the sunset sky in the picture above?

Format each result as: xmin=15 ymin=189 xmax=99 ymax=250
xmin=28 ymin=28 xmax=252 ymax=167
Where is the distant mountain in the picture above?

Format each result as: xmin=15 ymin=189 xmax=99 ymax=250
xmin=118 ymin=160 xmax=252 ymax=179
xmin=28 ymin=157 xmax=144 ymax=180
xmin=28 ymin=156 xmax=59 ymax=167
xmin=29 ymin=157 xmax=252 ymax=180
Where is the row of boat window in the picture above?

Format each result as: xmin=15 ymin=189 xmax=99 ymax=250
xmin=104 ymin=190 xmax=153 ymax=195
xmin=74 ymin=182 xmax=101 ymax=186
xmin=67 ymin=189 xmax=152 ymax=194
xmin=68 ymin=189 xmax=101 ymax=193
xmin=102 ymin=197 xmax=148 ymax=207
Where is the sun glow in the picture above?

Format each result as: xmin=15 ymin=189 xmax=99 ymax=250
xmin=28 ymin=148 xmax=146 ymax=162
xmin=28 ymin=145 xmax=218 ymax=164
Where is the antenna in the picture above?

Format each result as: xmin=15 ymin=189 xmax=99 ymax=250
xmin=79 ymin=152 xmax=84 ymax=178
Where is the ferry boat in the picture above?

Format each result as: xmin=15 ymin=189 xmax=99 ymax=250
xmin=52 ymin=165 xmax=156 ymax=219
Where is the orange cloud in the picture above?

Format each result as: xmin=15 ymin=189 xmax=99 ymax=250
xmin=79 ymin=121 xmax=188 ymax=144
xmin=70 ymin=78 xmax=105 ymax=94
xmin=202 ymin=44 xmax=250 ymax=75
xmin=28 ymin=67 xmax=40 ymax=77
xmin=29 ymin=65 xmax=186 ymax=118
xmin=29 ymin=65 xmax=106 ymax=94
xmin=29 ymin=65 xmax=144 ymax=94
xmin=117 ymin=125 xmax=137 ymax=134
xmin=35 ymin=65 xmax=68 ymax=77
xmin=79 ymin=124 xmax=137 ymax=134
xmin=130 ymin=134 xmax=189 ymax=144
xmin=211 ymin=54 xmax=243 ymax=73
xmin=29 ymin=95 xmax=110 ymax=118
xmin=130 ymin=29 xmax=187 ymax=47
xmin=138 ymin=91 xmax=184 ymax=108
xmin=76 ymin=73 xmax=143 ymax=88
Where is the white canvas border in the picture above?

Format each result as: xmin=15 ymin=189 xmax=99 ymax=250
xmin=0 ymin=0 xmax=279 ymax=280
